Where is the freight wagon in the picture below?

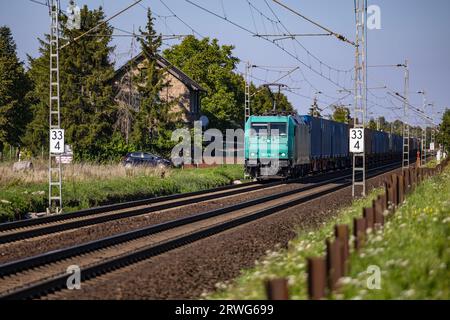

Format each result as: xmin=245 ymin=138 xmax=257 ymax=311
xmin=244 ymin=114 xmax=417 ymax=179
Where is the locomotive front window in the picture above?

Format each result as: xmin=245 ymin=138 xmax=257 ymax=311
xmin=250 ymin=124 xmax=268 ymax=136
xmin=270 ymin=123 xmax=287 ymax=137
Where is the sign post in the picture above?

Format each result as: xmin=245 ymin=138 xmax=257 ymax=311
xmin=47 ymin=0 xmax=63 ymax=214
xmin=350 ymin=129 xmax=364 ymax=153
xmin=50 ymin=129 xmax=65 ymax=154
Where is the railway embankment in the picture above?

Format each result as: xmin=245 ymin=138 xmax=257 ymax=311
xmin=209 ymin=161 xmax=449 ymax=300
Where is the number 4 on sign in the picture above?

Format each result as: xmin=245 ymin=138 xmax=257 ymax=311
xmin=50 ymin=129 xmax=65 ymax=154
xmin=350 ymin=129 xmax=364 ymax=153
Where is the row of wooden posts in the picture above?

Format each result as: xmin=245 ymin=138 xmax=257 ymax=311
xmin=265 ymin=159 xmax=449 ymax=300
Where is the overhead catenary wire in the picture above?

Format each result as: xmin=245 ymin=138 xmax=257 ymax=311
xmin=184 ymin=0 xmax=351 ymax=97
xmin=60 ymin=0 xmax=144 ymax=49
xmin=271 ymin=0 xmax=355 ymax=46
xmin=263 ymin=0 xmax=352 ymax=74
xmin=246 ymin=0 xmax=353 ymax=80
xmin=158 ymin=0 xmax=205 ymax=38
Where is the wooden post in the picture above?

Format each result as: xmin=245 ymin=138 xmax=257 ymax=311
xmin=374 ymin=199 xmax=384 ymax=228
xmin=335 ymin=225 xmax=350 ymax=275
xmin=374 ymin=199 xmax=383 ymax=223
xmin=398 ymin=175 xmax=404 ymax=204
xmin=384 ymin=181 xmax=390 ymax=204
xmin=363 ymin=207 xmax=374 ymax=231
xmin=393 ymin=174 xmax=399 ymax=206
xmin=353 ymin=218 xmax=366 ymax=251
xmin=404 ymin=170 xmax=410 ymax=194
xmin=388 ymin=186 xmax=395 ymax=213
xmin=326 ymin=238 xmax=342 ymax=291
xmin=307 ymin=257 xmax=327 ymax=300
xmin=266 ymin=278 xmax=289 ymax=300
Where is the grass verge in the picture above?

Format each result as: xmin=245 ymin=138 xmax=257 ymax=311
xmin=335 ymin=166 xmax=449 ymax=299
xmin=0 ymin=165 xmax=245 ymax=222
xmin=208 ymin=166 xmax=449 ymax=300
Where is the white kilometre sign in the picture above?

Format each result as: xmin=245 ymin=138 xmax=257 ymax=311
xmin=430 ymin=143 xmax=435 ymax=151
xmin=50 ymin=129 xmax=65 ymax=154
xmin=350 ymin=128 xmax=364 ymax=153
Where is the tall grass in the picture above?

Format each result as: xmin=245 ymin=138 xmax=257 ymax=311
xmin=0 ymin=160 xmax=168 ymax=186
xmin=0 ymin=162 xmax=245 ymax=222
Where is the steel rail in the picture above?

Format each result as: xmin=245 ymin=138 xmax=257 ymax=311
xmin=0 ymin=180 xmax=266 ymax=232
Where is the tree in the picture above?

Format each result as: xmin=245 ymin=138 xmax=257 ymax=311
xmin=332 ymin=105 xmax=350 ymax=123
xmin=308 ymin=97 xmax=322 ymax=118
xmin=0 ymin=26 xmax=31 ymax=158
xmin=250 ymin=85 xmax=293 ymax=115
xmin=368 ymin=118 xmax=377 ymax=130
xmin=163 ymin=36 xmax=244 ymax=129
xmin=438 ymin=108 xmax=450 ymax=150
xmin=24 ymin=6 xmax=117 ymax=161
xmin=130 ymin=8 xmax=179 ymax=156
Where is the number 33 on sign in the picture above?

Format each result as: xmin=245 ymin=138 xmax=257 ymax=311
xmin=50 ymin=129 xmax=65 ymax=154
xmin=350 ymin=128 xmax=364 ymax=153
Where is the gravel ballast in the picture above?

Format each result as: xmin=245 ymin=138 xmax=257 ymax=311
xmin=0 ymin=183 xmax=303 ymax=264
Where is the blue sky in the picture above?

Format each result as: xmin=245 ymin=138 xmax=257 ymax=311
xmin=1 ymin=0 xmax=449 ymax=126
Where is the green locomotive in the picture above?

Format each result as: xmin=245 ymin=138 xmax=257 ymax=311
xmin=244 ymin=113 xmax=414 ymax=179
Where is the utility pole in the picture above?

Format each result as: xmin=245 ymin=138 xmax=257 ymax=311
xmin=352 ymin=0 xmax=367 ymax=197
xmin=402 ymin=60 xmax=410 ymax=171
xmin=47 ymin=0 xmax=63 ymax=214
xmin=263 ymin=83 xmax=287 ymax=113
xmin=311 ymin=97 xmax=319 ymax=117
xmin=244 ymin=62 xmax=252 ymax=125
xmin=429 ymin=103 xmax=436 ymax=157
xmin=418 ymin=91 xmax=427 ymax=166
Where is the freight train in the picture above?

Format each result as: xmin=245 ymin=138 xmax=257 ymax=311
xmin=244 ymin=113 xmax=419 ymax=179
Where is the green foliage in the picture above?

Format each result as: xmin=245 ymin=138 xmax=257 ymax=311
xmin=130 ymin=9 xmax=179 ymax=157
xmin=0 ymin=26 xmax=32 ymax=152
xmin=163 ymin=36 xmax=243 ymax=129
xmin=250 ymin=85 xmax=294 ymax=115
xmin=438 ymin=108 xmax=450 ymax=150
xmin=368 ymin=118 xmax=377 ymax=130
xmin=337 ymin=168 xmax=450 ymax=299
xmin=163 ymin=36 xmax=295 ymax=129
xmin=23 ymin=6 xmax=117 ymax=161
xmin=332 ymin=105 xmax=350 ymax=123
xmin=307 ymin=97 xmax=322 ymax=118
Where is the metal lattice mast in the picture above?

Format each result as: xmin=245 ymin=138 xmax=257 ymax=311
xmin=402 ymin=60 xmax=410 ymax=170
xmin=352 ymin=0 xmax=367 ymax=197
xmin=244 ymin=61 xmax=252 ymax=124
xmin=430 ymin=103 xmax=435 ymax=156
xmin=419 ymin=91 xmax=427 ymax=166
xmin=48 ymin=0 xmax=63 ymax=214
xmin=244 ymin=62 xmax=252 ymax=179
xmin=421 ymin=127 xmax=426 ymax=166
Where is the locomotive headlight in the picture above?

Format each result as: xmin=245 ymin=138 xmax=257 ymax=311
xmin=251 ymin=152 xmax=256 ymax=157
xmin=280 ymin=153 xmax=286 ymax=157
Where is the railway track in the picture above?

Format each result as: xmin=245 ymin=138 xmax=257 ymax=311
xmin=0 ymin=160 xmax=394 ymax=245
xmin=0 ymin=179 xmax=290 ymax=244
xmin=0 ymin=161 xmax=403 ymax=300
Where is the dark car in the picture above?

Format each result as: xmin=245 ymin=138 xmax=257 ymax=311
xmin=122 ymin=152 xmax=172 ymax=168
